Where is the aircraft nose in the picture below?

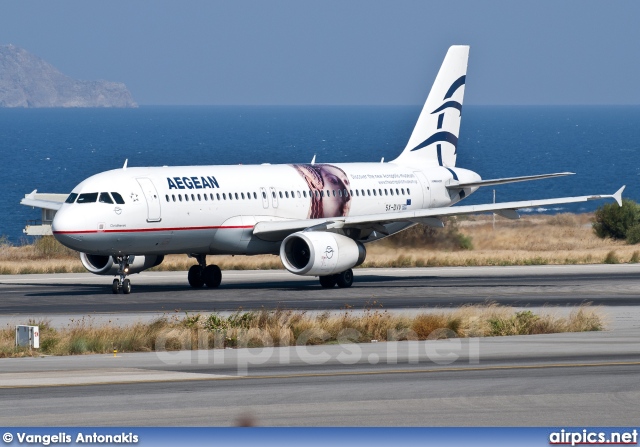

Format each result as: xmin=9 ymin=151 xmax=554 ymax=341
xmin=52 ymin=208 xmax=84 ymax=251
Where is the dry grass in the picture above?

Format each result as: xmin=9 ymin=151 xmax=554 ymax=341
xmin=1 ymin=213 xmax=638 ymax=274
xmin=0 ymin=305 xmax=604 ymax=358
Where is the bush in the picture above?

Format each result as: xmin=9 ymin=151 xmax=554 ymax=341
xmin=593 ymin=199 xmax=640 ymax=242
xmin=626 ymin=224 xmax=640 ymax=245
xmin=604 ymin=251 xmax=619 ymax=264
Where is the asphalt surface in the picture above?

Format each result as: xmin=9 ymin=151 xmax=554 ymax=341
xmin=1 ymin=329 xmax=639 ymax=426
xmin=1 ymin=264 xmax=640 ymax=315
xmin=1 ymin=265 xmax=639 ymax=426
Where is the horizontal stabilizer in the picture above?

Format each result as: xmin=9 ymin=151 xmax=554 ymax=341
xmin=446 ymin=172 xmax=574 ymax=189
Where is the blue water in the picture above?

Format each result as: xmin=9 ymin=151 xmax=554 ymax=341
xmin=1 ymin=106 xmax=639 ymax=243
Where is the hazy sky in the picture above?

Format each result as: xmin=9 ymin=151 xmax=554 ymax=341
xmin=2 ymin=1 xmax=639 ymax=105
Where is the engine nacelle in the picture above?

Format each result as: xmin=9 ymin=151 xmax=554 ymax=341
xmin=80 ymin=253 xmax=164 ymax=275
xmin=280 ymin=232 xmax=366 ymax=276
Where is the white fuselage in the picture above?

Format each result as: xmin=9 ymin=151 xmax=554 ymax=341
xmin=52 ymin=162 xmax=480 ymax=257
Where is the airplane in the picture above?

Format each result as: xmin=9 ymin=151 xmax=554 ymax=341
xmin=21 ymin=45 xmax=624 ymax=294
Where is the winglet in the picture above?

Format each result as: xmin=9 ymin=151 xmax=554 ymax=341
xmin=311 ymin=154 xmax=316 ymax=165
xmin=26 ymin=189 xmax=37 ymax=199
xmin=613 ymin=185 xmax=625 ymax=207
xmin=123 ymin=159 xmax=128 ymax=169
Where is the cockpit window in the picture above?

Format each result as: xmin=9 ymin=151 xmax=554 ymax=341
xmin=65 ymin=193 xmax=78 ymax=204
xmin=99 ymin=192 xmax=114 ymax=204
xmin=76 ymin=193 xmax=98 ymax=204
xmin=111 ymin=192 xmax=125 ymax=204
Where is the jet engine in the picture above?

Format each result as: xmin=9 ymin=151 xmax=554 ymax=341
xmin=280 ymin=232 xmax=366 ymax=276
xmin=80 ymin=253 xmax=164 ymax=275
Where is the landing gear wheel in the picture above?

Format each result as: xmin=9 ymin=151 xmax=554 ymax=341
xmin=112 ymin=279 xmax=120 ymax=294
xmin=336 ymin=269 xmax=354 ymax=288
xmin=122 ymin=278 xmax=132 ymax=294
xmin=203 ymin=265 xmax=222 ymax=288
xmin=319 ymin=275 xmax=337 ymax=288
xmin=188 ymin=265 xmax=205 ymax=288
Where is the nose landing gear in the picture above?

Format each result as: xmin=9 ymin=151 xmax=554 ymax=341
xmin=112 ymin=256 xmax=133 ymax=294
xmin=188 ymin=254 xmax=222 ymax=288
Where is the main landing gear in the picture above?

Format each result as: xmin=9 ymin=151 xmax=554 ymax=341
xmin=112 ymin=256 xmax=132 ymax=294
xmin=188 ymin=254 xmax=222 ymax=288
xmin=319 ymin=268 xmax=354 ymax=289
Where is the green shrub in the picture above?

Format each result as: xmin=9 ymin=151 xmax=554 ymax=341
xmin=626 ymin=224 xmax=640 ymax=245
xmin=593 ymin=199 xmax=640 ymax=241
xmin=604 ymin=251 xmax=619 ymax=264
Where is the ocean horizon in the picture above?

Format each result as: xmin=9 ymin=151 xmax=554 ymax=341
xmin=1 ymin=105 xmax=638 ymax=243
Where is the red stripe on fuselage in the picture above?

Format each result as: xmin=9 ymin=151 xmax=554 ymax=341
xmin=53 ymin=225 xmax=254 ymax=235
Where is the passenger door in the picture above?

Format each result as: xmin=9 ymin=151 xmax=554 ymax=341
xmin=136 ymin=178 xmax=162 ymax=222
xmin=260 ymin=187 xmax=269 ymax=209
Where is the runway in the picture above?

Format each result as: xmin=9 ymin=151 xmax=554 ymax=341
xmin=1 ymin=264 xmax=639 ymax=426
xmin=1 ymin=264 xmax=640 ymax=315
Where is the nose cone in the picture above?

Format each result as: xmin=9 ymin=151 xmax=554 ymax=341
xmin=52 ymin=207 xmax=85 ymax=251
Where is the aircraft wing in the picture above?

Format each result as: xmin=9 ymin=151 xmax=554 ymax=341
xmin=252 ymin=186 xmax=624 ymax=241
xmin=20 ymin=190 xmax=66 ymax=211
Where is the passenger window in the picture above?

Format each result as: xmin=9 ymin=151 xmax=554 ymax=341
xmin=291 ymin=191 xmax=294 ymax=198
xmin=77 ymin=192 xmax=98 ymax=203
xmin=401 ymin=188 xmax=405 ymax=195
xmin=297 ymin=191 xmax=301 ymax=198
xmin=241 ymin=193 xmax=245 ymax=200
xmin=263 ymin=191 xmax=267 ymax=199
xmin=111 ymin=192 xmax=125 ymax=204
xmin=204 ymin=194 xmax=208 ymax=201
xmin=229 ymin=193 xmax=233 ymax=200
xmin=379 ymin=189 xmax=382 ymax=196
xmin=210 ymin=193 xmax=214 ymax=200
xmin=279 ymin=191 xmax=283 ymax=199
xmin=223 ymin=193 xmax=227 ymax=200
xmin=373 ymin=190 xmax=377 ymax=196
xmin=217 ymin=193 xmax=220 ymax=200
xmin=185 ymin=195 xmax=189 ymax=202
xmin=65 ymin=193 xmax=78 ymax=204
xmin=191 ymin=194 xmax=195 ymax=201
xmin=172 ymin=195 xmax=176 ymax=202
xmin=355 ymin=190 xmax=359 ymax=197
xmin=390 ymin=189 xmax=394 ymax=196
xmin=407 ymin=188 xmax=411 ymax=194
xmin=396 ymin=188 xmax=399 ymax=195
xmin=345 ymin=189 xmax=349 ymax=197
xmin=165 ymin=195 xmax=169 ymax=202
xmin=384 ymin=189 xmax=388 ymax=196
xmin=235 ymin=193 xmax=239 ymax=200
xmin=332 ymin=190 xmax=336 ymax=197
xmin=197 ymin=194 xmax=201 ymax=201
xmin=179 ymin=194 xmax=183 ymax=202
xmin=285 ymin=191 xmax=289 ymax=199
xmin=303 ymin=191 xmax=307 ymax=198
xmin=367 ymin=190 xmax=370 ymax=196
xmin=338 ymin=190 xmax=342 ymax=197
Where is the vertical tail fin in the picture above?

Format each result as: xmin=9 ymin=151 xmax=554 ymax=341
xmin=392 ymin=45 xmax=469 ymax=168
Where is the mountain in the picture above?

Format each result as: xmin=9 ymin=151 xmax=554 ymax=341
xmin=0 ymin=44 xmax=137 ymax=108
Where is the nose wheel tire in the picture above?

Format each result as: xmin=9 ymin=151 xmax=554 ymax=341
xmin=203 ymin=265 xmax=222 ymax=288
xmin=112 ymin=278 xmax=132 ymax=294
xmin=336 ymin=269 xmax=354 ymax=288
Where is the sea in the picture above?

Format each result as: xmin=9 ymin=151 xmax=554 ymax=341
xmin=1 ymin=105 xmax=639 ymax=243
